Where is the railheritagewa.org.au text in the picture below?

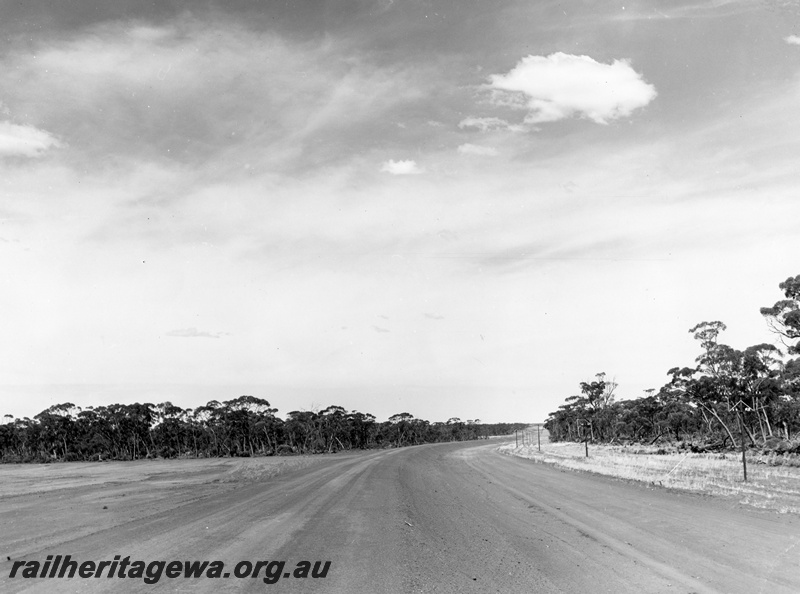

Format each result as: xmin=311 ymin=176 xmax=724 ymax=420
xmin=8 ymin=555 xmax=331 ymax=584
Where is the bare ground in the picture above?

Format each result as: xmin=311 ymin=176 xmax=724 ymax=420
xmin=1 ymin=441 xmax=798 ymax=593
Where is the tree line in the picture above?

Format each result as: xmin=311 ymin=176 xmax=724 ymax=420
xmin=0 ymin=397 xmax=526 ymax=463
xmin=545 ymin=274 xmax=800 ymax=451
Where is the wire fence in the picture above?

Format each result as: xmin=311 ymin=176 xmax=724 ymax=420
xmin=514 ymin=425 xmax=544 ymax=452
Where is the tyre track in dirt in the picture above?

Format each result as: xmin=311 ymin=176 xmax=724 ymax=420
xmin=1 ymin=440 xmax=798 ymax=593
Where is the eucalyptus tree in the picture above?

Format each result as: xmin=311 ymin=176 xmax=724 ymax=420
xmin=681 ymin=322 xmax=739 ymax=445
xmin=318 ymin=405 xmax=347 ymax=452
xmin=34 ymin=403 xmax=80 ymax=460
xmin=760 ymin=274 xmax=800 ymax=354
xmin=285 ymin=410 xmax=319 ymax=453
xmin=193 ymin=402 xmax=222 ymax=456
xmin=344 ymin=411 xmax=376 ymax=449
xmin=221 ymin=396 xmax=275 ymax=456
xmin=563 ymin=373 xmax=616 ymax=441
xmin=1 ymin=396 xmax=512 ymax=461
xmin=388 ymin=413 xmax=415 ymax=446
xmin=446 ymin=417 xmax=464 ymax=442
xmin=738 ymin=344 xmax=783 ymax=441
xmin=760 ymin=274 xmax=800 ymax=439
xmin=123 ymin=402 xmax=155 ymax=459
xmin=544 ymin=401 xmax=580 ymax=442
xmin=152 ymin=402 xmax=187 ymax=457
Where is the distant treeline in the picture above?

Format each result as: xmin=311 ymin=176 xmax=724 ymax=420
xmin=545 ymin=274 xmax=800 ymax=451
xmin=0 ymin=399 xmax=527 ymax=463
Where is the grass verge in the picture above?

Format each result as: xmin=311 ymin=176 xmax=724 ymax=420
xmin=500 ymin=438 xmax=800 ymax=514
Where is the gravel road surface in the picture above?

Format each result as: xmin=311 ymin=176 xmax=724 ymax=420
xmin=2 ymin=440 xmax=798 ymax=593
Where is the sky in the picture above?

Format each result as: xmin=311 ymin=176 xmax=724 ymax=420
xmin=1 ymin=0 xmax=799 ymax=423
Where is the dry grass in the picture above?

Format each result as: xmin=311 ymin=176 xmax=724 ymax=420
xmin=500 ymin=435 xmax=800 ymax=514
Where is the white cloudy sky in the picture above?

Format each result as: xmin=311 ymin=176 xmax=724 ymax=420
xmin=1 ymin=0 xmax=799 ymax=423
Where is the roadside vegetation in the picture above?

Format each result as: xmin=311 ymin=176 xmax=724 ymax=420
xmin=544 ymin=273 xmax=800 ymax=456
xmin=0 ymin=399 xmax=526 ymax=463
xmin=503 ymin=432 xmax=800 ymax=514
xmin=525 ymin=273 xmax=800 ymax=512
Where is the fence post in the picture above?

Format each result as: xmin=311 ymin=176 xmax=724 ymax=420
xmin=738 ymin=413 xmax=747 ymax=482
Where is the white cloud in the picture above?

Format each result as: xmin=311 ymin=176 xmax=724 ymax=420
xmin=457 ymin=143 xmax=499 ymax=157
xmin=380 ymin=159 xmax=423 ymax=175
xmin=785 ymin=35 xmax=800 ymax=45
xmin=487 ymin=52 xmax=657 ymax=125
xmin=458 ymin=116 xmax=525 ymax=132
xmin=611 ymin=1 xmax=755 ymax=22
xmin=166 ymin=327 xmax=224 ymax=339
xmin=0 ymin=121 xmax=61 ymax=157
xmin=2 ymin=20 xmax=425 ymax=171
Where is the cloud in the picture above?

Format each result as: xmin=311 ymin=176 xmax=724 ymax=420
xmin=0 ymin=121 xmax=62 ymax=157
xmin=610 ymin=1 xmax=759 ymax=22
xmin=380 ymin=159 xmax=423 ymax=175
xmin=166 ymin=327 xmax=224 ymax=339
xmin=373 ymin=326 xmax=391 ymax=333
xmin=457 ymin=143 xmax=498 ymax=157
xmin=487 ymin=53 xmax=656 ymax=125
xmin=1 ymin=19 xmax=426 ymax=172
xmin=458 ymin=116 xmax=524 ymax=132
xmin=785 ymin=35 xmax=800 ymax=45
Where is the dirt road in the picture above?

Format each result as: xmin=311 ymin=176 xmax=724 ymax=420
xmin=2 ymin=440 xmax=798 ymax=593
